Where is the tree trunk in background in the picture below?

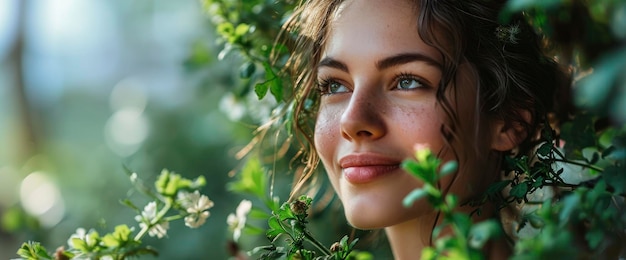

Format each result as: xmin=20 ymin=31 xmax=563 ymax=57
xmin=10 ymin=0 xmax=38 ymax=163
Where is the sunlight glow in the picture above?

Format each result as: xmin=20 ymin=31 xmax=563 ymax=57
xmin=104 ymin=108 xmax=149 ymax=157
xmin=19 ymin=171 xmax=65 ymax=227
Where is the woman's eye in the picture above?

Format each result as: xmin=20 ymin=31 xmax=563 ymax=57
xmin=318 ymin=79 xmax=349 ymax=95
xmin=395 ymin=76 xmax=425 ymax=90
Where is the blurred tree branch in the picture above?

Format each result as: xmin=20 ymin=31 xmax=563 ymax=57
xmin=8 ymin=0 xmax=38 ymax=163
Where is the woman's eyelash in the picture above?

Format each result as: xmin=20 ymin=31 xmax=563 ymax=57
xmin=394 ymin=72 xmax=430 ymax=89
xmin=317 ymin=73 xmax=429 ymax=94
xmin=316 ymin=78 xmax=331 ymax=95
xmin=317 ymin=77 xmax=341 ymax=95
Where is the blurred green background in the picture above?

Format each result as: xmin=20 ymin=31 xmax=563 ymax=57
xmin=0 ymin=0 xmax=265 ymax=258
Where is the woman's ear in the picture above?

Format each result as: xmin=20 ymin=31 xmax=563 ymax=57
xmin=490 ymin=111 xmax=531 ymax=151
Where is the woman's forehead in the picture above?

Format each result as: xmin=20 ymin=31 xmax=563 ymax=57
xmin=322 ymin=0 xmax=441 ymax=67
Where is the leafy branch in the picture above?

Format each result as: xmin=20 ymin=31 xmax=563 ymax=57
xmin=16 ymin=169 xmax=213 ymax=260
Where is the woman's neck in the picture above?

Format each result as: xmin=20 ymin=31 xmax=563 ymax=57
xmin=384 ymin=216 xmax=434 ymax=260
xmin=384 ymin=202 xmax=510 ymax=260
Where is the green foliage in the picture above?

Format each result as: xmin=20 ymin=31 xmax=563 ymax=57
xmin=17 ymin=242 xmax=54 ymax=260
xmin=227 ymin=156 xmax=368 ymax=259
xmin=15 ymin=171 xmax=212 ymax=260
xmin=201 ymin=0 xmax=296 ymax=103
xmin=504 ymin=0 xmax=626 ymax=122
xmin=402 ymin=148 xmax=502 ymax=260
xmin=228 ymin=156 xmax=269 ymax=199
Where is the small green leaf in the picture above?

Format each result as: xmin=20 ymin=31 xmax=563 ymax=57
xmin=102 ymin=225 xmax=133 ymax=248
xmin=254 ymin=81 xmax=270 ymax=99
xmin=17 ymin=242 xmax=52 ymax=260
xmin=120 ymin=199 xmax=140 ymax=212
xmin=243 ymin=225 xmax=266 ymax=235
xmin=585 ymin=228 xmax=605 ymax=249
xmin=537 ymin=142 xmax=552 ymax=157
xmin=469 ymin=220 xmax=502 ymax=249
xmin=228 ymin=157 xmax=267 ymax=197
xmin=269 ymin=77 xmax=283 ymax=102
xmin=240 ymin=61 xmax=256 ymax=79
xmin=402 ymin=160 xmax=432 ymax=184
xmin=234 ymin=23 xmax=250 ymax=37
xmin=266 ymin=216 xmax=285 ymax=241
xmin=510 ymin=182 xmax=529 ymax=199
xmin=216 ymin=22 xmax=235 ymax=38
xmin=248 ymin=207 xmax=271 ymax=219
xmin=72 ymin=238 xmax=89 ymax=252
xmin=403 ymin=189 xmax=428 ymax=208
xmin=439 ymin=161 xmax=458 ymax=176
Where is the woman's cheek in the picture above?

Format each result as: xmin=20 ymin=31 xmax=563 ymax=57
xmin=314 ymin=108 xmax=342 ymax=189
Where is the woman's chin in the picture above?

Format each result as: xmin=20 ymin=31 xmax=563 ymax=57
xmin=343 ymin=207 xmax=418 ymax=230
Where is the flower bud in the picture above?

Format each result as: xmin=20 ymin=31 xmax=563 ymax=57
xmin=290 ymin=200 xmax=308 ymax=215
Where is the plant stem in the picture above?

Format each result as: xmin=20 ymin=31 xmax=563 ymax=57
xmin=551 ymin=158 xmax=604 ymax=172
xmin=134 ymin=201 xmax=172 ymax=241
xmin=303 ymin=229 xmax=332 ymax=255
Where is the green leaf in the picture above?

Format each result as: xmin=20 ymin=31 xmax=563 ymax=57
xmin=510 ymin=182 xmax=529 ymax=199
xmin=486 ymin=180 xmax=512 ymax=194
xmin=216 ymin=22 xmax=235 ymax=38
xmin=16 ymin=242 xmax=52 ymax=260
xmin=269 ymin=76 xmax=283 ymax=102
xmin=244 ymin=225 xmax=266 ymax=236
xmin=451 ymin=213 xmax=471 ymax=236
xmin=248 ymin=207 xmax=271 ymax=219
xmin=71 ymin=238 xmax=89 ymax=252
xmin=403 ymin=189 xmax=428 ymax=208
xmin=537 ymin=142 xmax=552 ymax=157
xmin=468 ymin=220 xmax=502 ymax=249
xmin=102 ymin=225 xmax=133 ymax=248
xmin=234 ymin=23 xmax=250 ymax=37
xmin=240 ymin=61 xmax=256 ymax=79
xmin=228 ymin=156 xmax=267 ymax=197
xmin=439 ymin=161 xmax=458 ymax=176
xmin=254 ymin=81 xmax=270 ymax=99
xmin=266 ymin=216 xmax=285 ymax=241
xmin=402 ymin=160 xmax=433 ymax=184
xmin=585 ymin=228 xmax=605 ymax=249
xmin=120 ymin=199 xmax=140 ymax=212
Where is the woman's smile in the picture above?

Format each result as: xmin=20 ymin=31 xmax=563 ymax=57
xmin=340 ymin=153 xmax=402 ymax=184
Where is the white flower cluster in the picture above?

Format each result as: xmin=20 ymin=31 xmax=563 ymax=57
xmin=177 ymin=190 xmax=215 ymax=228
xmin=135 ymin=202 xmax=169 ymax=238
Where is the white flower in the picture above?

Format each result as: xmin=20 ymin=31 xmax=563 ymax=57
xmin=184 ymin=211 xmax=210 ymax=228
xmin=227 ymin=199 xmax=252 ymax=241
xmin=129 ymin=172 xmax=138 ymax=183
xmin=135 ymin=201 xmax=169 ymax=238
xmin=67 ymin=228 xmax=98 ymax=249
xmin=177 ymin=190 xmax=214 ymax=228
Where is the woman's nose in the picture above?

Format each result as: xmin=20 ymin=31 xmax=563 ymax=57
xmin=339 ymin=89 xmax=386 ymax=142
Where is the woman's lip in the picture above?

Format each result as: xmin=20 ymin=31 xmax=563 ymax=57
xmin=339 ymin=154 xmax=401 ymax=184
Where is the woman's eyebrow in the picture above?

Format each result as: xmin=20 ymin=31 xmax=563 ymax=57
xmin=318 ymin=57 xmax=349 ymax=73
xmin=317 ymin=53 xmax=441 ymax=73
xmin=376 ymin=53 xmax=442 ymax=70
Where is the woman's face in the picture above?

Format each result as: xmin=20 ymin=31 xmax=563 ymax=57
xmin=314 ymin=0 xmax=455 ymax=229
